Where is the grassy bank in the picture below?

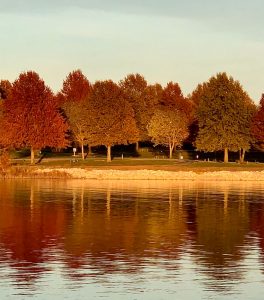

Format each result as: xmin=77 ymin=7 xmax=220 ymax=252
xmin=0 ymin=156 xmax=263 ymax=179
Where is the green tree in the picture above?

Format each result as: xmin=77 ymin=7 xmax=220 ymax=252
xmin=251 ymin=94 xmax=264 ymax=149
xmin=87 ymin=80 xmax=139 ymax=162
xmin=147 ymin=108 xmax=189 ymax=159
xmin=161 ymin=81 xmax=194 ymax=147
xmin=188 ymin=83 xmax=206 ymax=144
xmin=195 ymin=73 xmax=255 ymax=163
xmin=188 ymin=83 xmax=205 ymax=109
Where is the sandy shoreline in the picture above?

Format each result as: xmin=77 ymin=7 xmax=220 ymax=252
xmin=34 ymin=168 xmax=264 ymax=181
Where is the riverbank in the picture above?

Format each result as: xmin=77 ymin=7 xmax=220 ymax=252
xmin=32 ymin=167 xmax=264 ymax=181
xmin=1 ymin=160 xmax=264 ymax=180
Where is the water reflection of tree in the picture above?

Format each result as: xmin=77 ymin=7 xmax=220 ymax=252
xmin=0 ymin=179 xmax=263 ymax=293
xmin=190 ymin=184 xmax=250 ymax=291
xmin=62 ymin=182 xmax=188 ymax=278
xmin=249 ymin=191 xmax=264 ymax=273
xmin=0 ymin=180 xmax=69 ymax=285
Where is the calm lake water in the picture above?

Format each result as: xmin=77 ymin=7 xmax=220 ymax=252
xmin=0 ymin=179 xmax=264 ymax=299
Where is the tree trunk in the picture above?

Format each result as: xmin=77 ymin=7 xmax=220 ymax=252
xmin=107 ymin=145 xmax=111 ymax=162
xmin=31 ymin=147 xmax=35 ymax=164
xmin=224 ymin=147 xmax=228 ymax=163
xmin=81 ymin=142 xmax=85 ymax=160
xmin=241 ymin=148 xmax=246 ymax=163
xmin=135 ymin=142 xmax=139 ymax=152
xmin=169 ymin=144 xmax=173 ymax=159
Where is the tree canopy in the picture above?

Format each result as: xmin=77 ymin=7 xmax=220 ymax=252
xmin=0 ymin=71 xmax=68 ymax=163
xmin=60 ymin=70 xmax=92 ymax=159
xmin=147 ymin=108 xmax=189 ymax=159
xmin=87 ymin=80 xmax=139 ymax=162
xmin=160 ymin=82 xmax=193 ymax=119
xmin=59 ymin=69 xmax=91 ymax=104
xmin=119 ymin=74 xmax=158 ymax=144
xmin=195 ymin=73 xmax=256 ymax=162
xmin=0 ymin=80 xmax=12 ymax=100
xmin=251 ymin=94 xmax=264 ymax=147
xmin=63 ymin=100 xmax=91 ymax=159
xmin=0 ymin=70 xmax=262 ymax=163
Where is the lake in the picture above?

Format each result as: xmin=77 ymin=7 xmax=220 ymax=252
xmin=0 ymin=179 xmax=264 ymax=299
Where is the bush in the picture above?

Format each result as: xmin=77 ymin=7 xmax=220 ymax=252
xmin=0 ymin=150 xmax=11 ymax=174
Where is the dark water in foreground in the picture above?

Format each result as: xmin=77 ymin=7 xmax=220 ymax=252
xmin=0 ymin=179 xmax=264 ymax=299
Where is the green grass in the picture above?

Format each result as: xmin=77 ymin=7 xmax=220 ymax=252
xmin=13 ymin=157 xmax=177 ymax=167
xmin=7 ymin=146 xmax=263 ymax=168
xmin=11 ymin=156 xmax=264 ymax=171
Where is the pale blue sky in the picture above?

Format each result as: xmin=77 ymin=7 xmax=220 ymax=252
xmin=1 ymin=0 xmax=264 ymax=102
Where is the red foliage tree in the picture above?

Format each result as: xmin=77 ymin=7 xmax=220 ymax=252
xmin=59 ymin=69 xmax=91 ymax=104
xmin=251 ymin=94 xmax=264 ymax=147
xmin=0 ymin=71 xmax=68 ymax=163
xmin=161 ymin=82 xmax=193 ymax=118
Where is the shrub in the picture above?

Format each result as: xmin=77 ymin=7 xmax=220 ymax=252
xmin=0 ymin=150 xmax=11 ymax=175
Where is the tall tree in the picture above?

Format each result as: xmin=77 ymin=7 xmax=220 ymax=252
xmin=0 ymin=71 xmax=68 ymax=164
xmin=63 ymin=100 xmax=91 ymax=159
xmin=120 ymin=74 xmax=158 ymax=148
xmin=87 ymin=80 xmax=139 ymax=162
xmin=195 ymin=73 xmax=255 ymax=163
xmin=59 ymin=70 xmax=91 ymax=159
xmin=251 ymin=94 xmax=264 ymax=148
xmin=147 ymin=108 xmax=189 ymax=159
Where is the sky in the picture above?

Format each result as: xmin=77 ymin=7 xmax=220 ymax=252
xmin=0 ymin=0 xmax=264 ymax=102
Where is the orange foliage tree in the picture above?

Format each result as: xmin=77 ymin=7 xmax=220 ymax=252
xmin=0 ymin=71 xmax=68 ymax=164
xmin=63 ymin=101 xmax=91 ymax=159
xmin=147 ymin=108 xmax=189 ymax=158
xmin=87 ymin=80 xmax=139 ymax=162
xmin=120 ymin=74 xmax=159 ymax=148
xmin=59 ymin=70 xmax=91 ymax=159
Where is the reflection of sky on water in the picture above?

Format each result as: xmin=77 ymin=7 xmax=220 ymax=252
xmin=0 ymin=179 xmax=264 ymax=299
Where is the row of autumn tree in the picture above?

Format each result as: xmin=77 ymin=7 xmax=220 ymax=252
xmin=0 ymin=70 xmax=263 ymax=163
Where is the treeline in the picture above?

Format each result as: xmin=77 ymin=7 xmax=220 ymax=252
xmin=0 ymin=70 xmax=263 ymax=163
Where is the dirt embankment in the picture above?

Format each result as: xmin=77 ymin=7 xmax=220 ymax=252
xmin=33 ymin=167 xmax=264 ymax=181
